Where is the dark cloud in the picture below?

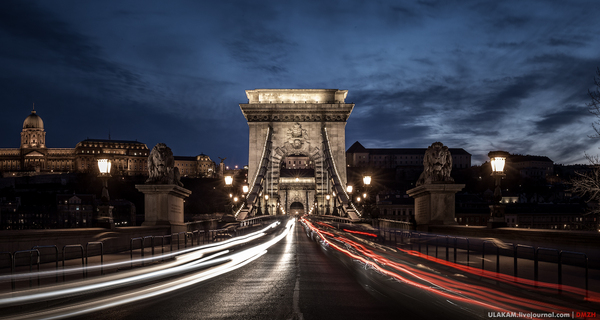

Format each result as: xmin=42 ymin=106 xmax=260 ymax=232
xmin=488 ymin=41 xmax=526 ymax=49
xmin=533 ymin=106 xmax=588 ymax=134
xmin=0 ymin=2 xmax=141 ymax=86
xmin=491 ymin=15 xmax=530 ymax=29
xmin=546 ymin=37 xmax=587 ymax=48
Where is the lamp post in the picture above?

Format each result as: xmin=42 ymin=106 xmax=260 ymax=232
xmin=257 ymin=192 xmax=263 ymax=216
xmin=233 ymin=196 xmax=239 ymax=214
xmin=224 ymin=175 xmax=233 ymax=187
xmin=363 ymin=175 xmax=371 ymax=216
xmin=332 ymin=191 xmax=338 ymax=216
xmin=346 ymin=185 xmax=353 ymax=209
xmin=264 ymin=194 xmax=269 ymax=216
xmin=488 ymin=151 xmax=509 ymax=228
xmin=95 ymin=159 xmax=114 ymax=229
xmin=224 ymin=175 xmax=234 ymax=215
xmin=326 ymin=194 xmax=331 ymax=215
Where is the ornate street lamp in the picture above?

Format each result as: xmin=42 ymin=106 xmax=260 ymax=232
xmin=488 ymin=151 xmax=509 ymax=228
xmin=264 ymin=194 xmax=269 ymax=215
xmin=346 ymin=185 xmax=353 ymax=209
xmin=363 ymin=175 xmax=372 ymax=216
xmin=325 ymin=194 xmax=331 ymax=215
xmin=332 ymin=191 xmax=338 ymax=216
xmin=257 ymin=192 xmax=263 ymax=216
xmin=95 ymin=159 xmax=114 ymax=229
xmin=363 ymin=175 xmax=371 ymax=186
xmin=224 ymin=175 xmax=234 ymax=215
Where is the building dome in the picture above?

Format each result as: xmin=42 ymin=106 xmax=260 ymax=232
xmin=23 ymin=110 xmax=44 ymax=129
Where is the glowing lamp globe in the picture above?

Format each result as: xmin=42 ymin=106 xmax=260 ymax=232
xmin=363 ymin=175 xmax=371 ymax=186
xmin=488 ymin=151 xmax=509 ymax=174
xmin=97 ymin=159 xmax=111 ymax=174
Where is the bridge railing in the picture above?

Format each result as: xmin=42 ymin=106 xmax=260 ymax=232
xmin=389 ymin=230 xmax=591 ymax=298
xmin=0 ymin=215 xmax=287 ymax=292
xmin=310 ymin=215 xmax=353 ymax=224
xmin=306 ymin=218 xmax=593 ymax=298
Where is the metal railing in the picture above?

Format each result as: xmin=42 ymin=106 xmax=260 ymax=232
xmin=86 ymin=242 xmax=104 ymax=275
xmin=389 ymin=230 xmax=591 ymax=297
xmin=62 ymin=245 xmax=85 ymax=281
xmin=0 ymin=216 xmax=286 ymax=291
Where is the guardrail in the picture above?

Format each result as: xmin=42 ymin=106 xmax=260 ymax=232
xmin=312 ymin=215 xmax=354 ymax=224
xmin=62 ymin=245 xmax=85 ymax=281
xmin=86 ymin=242 xmax=104 ymax=275
xmin=0 ymin=216 xmax=286 ymax=292
xmin=306 ymin=218 xmax=592 ymax=298
xmin=388 ymin=230 xmax=591 ymax=298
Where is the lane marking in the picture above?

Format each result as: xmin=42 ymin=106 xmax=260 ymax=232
xmin=291 ymin=221 xmax=303 ymax=320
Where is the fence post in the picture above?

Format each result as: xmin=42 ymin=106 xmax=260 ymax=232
xmin=1 ymin=252 xmax=14 ymax=290
xmin=85 ymin=242 xmax=104 ymax=276
xmin=32 ymin=245 xmax=58 ymax=283
xmin=14 ymin=249 xmax=40 ymax=287
xmin=62 ymin=245 xmax=84 ymax=281
xmin=130 ymin=237 xmax=143 ymax=268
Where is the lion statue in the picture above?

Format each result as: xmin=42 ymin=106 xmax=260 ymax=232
xmin=416 ymin=142 xmax=454 ymax=186
xmin=145 ymin=143 xmax=183 ymax=186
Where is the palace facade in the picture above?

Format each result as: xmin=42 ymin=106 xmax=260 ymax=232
xmin=0 ymin=108 xmax=216 ymax=177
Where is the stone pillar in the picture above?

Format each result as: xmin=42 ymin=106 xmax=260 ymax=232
xmin=94 ymin=204 xmax=115 ymax=229
xmin=407 ymin=184 xmax=464 ymax=231
xmin=136 ymin=184 xmax=192 ymax=234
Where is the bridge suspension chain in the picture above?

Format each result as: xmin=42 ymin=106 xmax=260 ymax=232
xmin=238 ymin=126 xmax=272 ymax=219
xmin=322 ymin=127 xmax=361 ymax=220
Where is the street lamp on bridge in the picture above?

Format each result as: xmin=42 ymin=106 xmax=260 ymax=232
xmin=332 ymin=191 xmax=339 ymax=216
xmin=264 ymin=194 xmax=269 ymax=215
xmin=488 ymin=151 xmax=509 ymax=228
xmin=95 ymin=158 xmax=114 ymax=229
xmin=346 ymin=185 xmax=353 ymax=209
xmin=224 ymin=175 xmax=235 ymax=215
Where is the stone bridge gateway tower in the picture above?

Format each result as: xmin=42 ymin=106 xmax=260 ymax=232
xmin=239 ymin=89 xmax=359 ymax=220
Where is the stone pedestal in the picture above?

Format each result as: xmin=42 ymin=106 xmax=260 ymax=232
xmin=94 ymin=204 xmax=115 ymax=229
xmin=407 ymin=184 xmax=464 ymax=230
xmin=136 ymin=184 xmax=192 ymax=234
xmin=488 ymin=204 xmax=507 ymax=228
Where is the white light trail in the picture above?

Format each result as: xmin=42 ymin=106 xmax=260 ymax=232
xmin=0 ymin=219 xmax=295 ymax=320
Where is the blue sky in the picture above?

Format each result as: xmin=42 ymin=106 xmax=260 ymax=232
xmin=1 ymin=0 xmax=600 ymax=166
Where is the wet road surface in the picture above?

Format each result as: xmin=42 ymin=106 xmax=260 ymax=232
xmin=81 ymin=221 xmax=408 ymax=320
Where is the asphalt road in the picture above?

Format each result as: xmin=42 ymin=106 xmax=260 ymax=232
xmin=76 ymin=221 xmax=410 ymax=320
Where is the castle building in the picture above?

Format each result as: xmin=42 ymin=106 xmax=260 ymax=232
xmin=0 ymin=108 xmax=216 ymax=177
xmin=346 ymin=141 xmax=471 ymax=169
xmin=507 ymin=154 xmax=554 ymax=180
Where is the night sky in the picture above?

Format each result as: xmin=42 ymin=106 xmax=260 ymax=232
xmin=2 ymin=1 xmax=600 ymax=167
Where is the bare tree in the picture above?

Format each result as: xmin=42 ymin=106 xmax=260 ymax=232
xmin=588 ymin=67 xmax=600 ymax=137
xmin=570 ymin=154 xmax=600 ymax=209
xmin=570 ymin=69 xmax=600 ymax=229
